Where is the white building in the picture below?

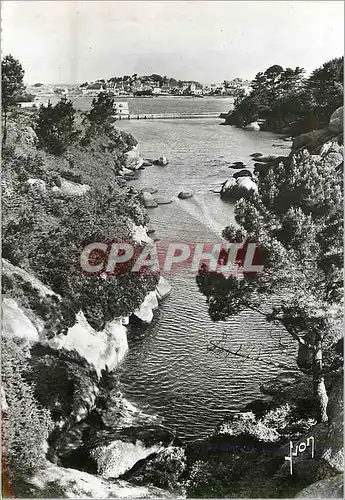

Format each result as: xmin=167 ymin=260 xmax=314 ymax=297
xmin=113 ymin=102 xmax=129 ymax=116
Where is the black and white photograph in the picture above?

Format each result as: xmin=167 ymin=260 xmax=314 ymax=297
xmin=1 ymin=1 xmax=344 ymax=498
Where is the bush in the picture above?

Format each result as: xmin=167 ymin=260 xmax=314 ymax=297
xmin=2 ymin=337 xmax=53 ymax=481
xmin=35 ymin=99 xmax=79 ymax=155
xmin=86 ymin=92 xmax=116 ymax=128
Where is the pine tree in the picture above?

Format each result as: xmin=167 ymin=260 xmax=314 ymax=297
xmin=1 ymin=55 xmax=25 ymax=143
xmin=197 ymin=143 xmax=343 ymax=422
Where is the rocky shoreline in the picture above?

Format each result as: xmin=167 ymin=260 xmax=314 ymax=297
xmin=3 ymin=105 xmax=343 ymax=499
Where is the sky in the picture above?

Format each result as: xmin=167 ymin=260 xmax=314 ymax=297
xmin=1 ymin=1 xmax=344 ymax=85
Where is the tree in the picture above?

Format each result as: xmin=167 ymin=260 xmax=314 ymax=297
xmin=197 ymin=143 xmax=343 ymax=422
xmin=35 ymin=98 xmax=78 ymax=155
xmin=305 ymin=57 xmax=344 ymax=127
xmin=1 ymin=55 xmax=25 ymax=143
xmin=2 ymin=337 xmax=52 ymax=482
xmin=225 ymin=58 xmax=343 ymax=134
xmin=86 ymin=92 xmax=116 ymax=128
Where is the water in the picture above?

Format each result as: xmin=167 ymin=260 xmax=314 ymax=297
xmin=116 ymin=100 xmax=296 ymax=443
xmin=50 ymin=95 xmax=234 ymax=116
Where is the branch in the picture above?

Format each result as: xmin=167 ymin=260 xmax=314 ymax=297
xmin=208 ymin=340 xmax=292 ymax=370
xmin=243 ymin=303 xmax=314 ymax=350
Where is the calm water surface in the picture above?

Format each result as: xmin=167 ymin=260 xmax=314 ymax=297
xmin=115 ymin=99 xmax=295 ymax=442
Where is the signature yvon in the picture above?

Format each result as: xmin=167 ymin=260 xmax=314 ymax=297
xmin=284 ymin=436 xmax=315 ymax=474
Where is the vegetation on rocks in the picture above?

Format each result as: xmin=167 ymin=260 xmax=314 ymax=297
xmin=1 ymin=55 xmax=158 ymax=491
xmin=225 ymin=57 xmax=343 ymax=135
xmin=197 ymin=139 xmax=343 ymax=423
xmin=2 ymin=338 xmax=53 ymax=486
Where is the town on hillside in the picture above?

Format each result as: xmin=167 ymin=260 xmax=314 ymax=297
xmin=24 ymin=75 xmax=251 ymax=101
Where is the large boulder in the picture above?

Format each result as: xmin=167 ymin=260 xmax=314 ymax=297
xmin=153 ymin=156 xmax=168 ymax=166
xmin=140 ymin=192 xmax=158 ymax=208
xmin=48 ymin=311 xmax=128 ymax=378
xmin=328 ymin=107 xmax=343 ymax=135
xmin=233 ymin=169 xmax=252 ymax=179
xmin=2 ymin=297 xmax=39 ymax=342
xmin=220 ymin=177 xmax=258 ymax=201
xmin=122 ymin=446 xmax=186 ymax=490
xmin=244 ymin=122 xmax=261 ymax=131
xmin=132 ymin=291 xmax=159 ymax=324
xmin=125 ymin=145 xmax=143 ymax=170
xmin=178 ymin=191 xmax=193 ymax=199
xmin=89 ymin=426 xmax=175 ymax=479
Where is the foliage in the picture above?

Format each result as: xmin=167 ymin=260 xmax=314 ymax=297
xmin=1 ymin=54 xmax=25 ymax=110
xmin=86 ymin=92 xmax=116 ymax=128
xmin=35 ymin=99 xmax=79 ymax=155
xmin=197 ymin=143 xmax=343 ymax=420
xmin=2 ymin=337 xmax=53 ymax=479
xmin=226 ymin=57 xmax=344 ymax=134
xmin=2 ymin=145 xmax=157 ymax=331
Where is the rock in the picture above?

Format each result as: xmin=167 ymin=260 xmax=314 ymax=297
xmin=27 ymin=178 xmax=46 ymax=192
xmin=141 ymin=187 xmax=158 ymax=194
xmin=260 ymin=372 xmax=304 ymax=397
xmin=122 ymin=446 xmax=186 ymax=490
xmin=278 ymin=377 xmax=343 ymax=482
xmin=115 ymin=177 xmax=127 ymax=187
xmin=233 ymin=169 xmax=252 ymax=179
xmin=178 ymin=191 xmax=193 ymax=199
xmin=231 ymin=161 xmax=246 ymax=168
xmin=244 ymin=122 xmax=261 ymax=131
xmin=130 ymin=223 xmax=154 ymax=244
xmin=125 ymin=145 xmax=143 ymax=170
xmin=153 ymin=156 xmax=168 ymax=166
xmin=26 ymin=461 xmax=172 ymax=498
xmin=154 ymin=197 xmax=173 ymax=205
xmin=220 ymin=177 xmax=258 ymax=201
xmin=90 ymin=426 xmax=175 ymax=479
xmin=48 ymin=311 xmax=128 ymax=378
xmin=2 ymin=297 xmax=39 ymax=342
xmin=328 ymin=107 xmax=343 ymax=135
xmin=140 ymin=192 xmax=158 ymax=208
xmin=254 ymin=162 xmax=270 ymax=176
xmin=132 ymin=291 xmax=159 ymax=324
xmin=253 ymin=155 xmax=277 ymax=163
xmin=60 ymin=178 xmax=90 ymax=196
xmin=295 ymin=474 xmax=343 ymax=498
xmin=250 ymin=152 xmax=263 ymax=158
xmin=155 ymin=277 xmax=171 ymax=301
xmin=142 ymin=159 xmax=153 ymax=167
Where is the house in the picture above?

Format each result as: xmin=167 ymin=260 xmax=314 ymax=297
xmin=113 ymin=102 xmax=129 ymax=116
xmin=81 ymin=82 xmax=106 ymax=95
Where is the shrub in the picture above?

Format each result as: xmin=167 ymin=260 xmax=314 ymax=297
xmin=35 ymin=99 xmax=79 ymax=155
xmin=2 ymin=337 xmax=53 ymax=481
